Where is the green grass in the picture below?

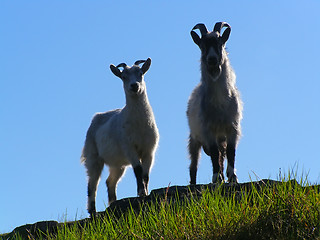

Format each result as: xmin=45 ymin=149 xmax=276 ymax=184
xmin=7 ymin=177 xmax=320 ymax=240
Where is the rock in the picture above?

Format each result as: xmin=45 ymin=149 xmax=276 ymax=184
xmin=4 ymin=220 xmax=59 ymax=239
xmin=2 ymin=179 xmax=313 ymax=239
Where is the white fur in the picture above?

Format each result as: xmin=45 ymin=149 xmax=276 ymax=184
xmin=81 ymin=59 xmax=159 ymax=215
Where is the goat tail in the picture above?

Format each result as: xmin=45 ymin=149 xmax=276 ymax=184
xmin=80 ymin=137 xmax=98 ymax=164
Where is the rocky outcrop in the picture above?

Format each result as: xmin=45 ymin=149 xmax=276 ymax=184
xmin=2 ymin=179 xmax=316 ymax=239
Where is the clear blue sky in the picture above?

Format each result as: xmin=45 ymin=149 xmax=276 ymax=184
xmin=1 ymin=1 xmax=320 ymax=234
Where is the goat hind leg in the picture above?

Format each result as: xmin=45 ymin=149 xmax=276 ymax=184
xmin=85 ymin=157 xmax=104 ymax=217
xmin=189 ymin=135 xmax=201 ymax=185
xmin=106 ymin=167 xmax=126 ymax=205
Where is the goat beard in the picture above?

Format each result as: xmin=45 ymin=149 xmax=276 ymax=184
xmin=207 ymin=65 xmax=221 ymax=79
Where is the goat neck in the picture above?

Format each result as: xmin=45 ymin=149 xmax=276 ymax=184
xmin=201 ymin=61 xmax=233 ymax=105
xmin=123 ymin=90 xmax=153 ymax=118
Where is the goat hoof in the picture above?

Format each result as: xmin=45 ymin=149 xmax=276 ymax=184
xmin=138 ymin=189 xmax=147 ymax=197
xmin=228 ymin=174 xmax=238 ymax=184
xmin=89 ymin=210 xmax=96 ymax=218
xmin=212 ymin=173 xmax=224 ymax=184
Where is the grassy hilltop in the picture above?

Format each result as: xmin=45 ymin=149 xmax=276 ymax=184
xmin=3 ymin=176 xmax=320 ymax=240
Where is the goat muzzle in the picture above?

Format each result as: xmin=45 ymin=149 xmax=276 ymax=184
xmin=130 ymin=83 xmax=139 ymax=93
xmin=207 ymin=56 xmax=219 ymax=67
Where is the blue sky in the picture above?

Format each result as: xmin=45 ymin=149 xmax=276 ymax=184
xmin=1 ymin=1 xmax=320 ymax=234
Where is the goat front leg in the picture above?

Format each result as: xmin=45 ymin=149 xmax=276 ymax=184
xmin=209 ymin=143 xmax=224 ymax=183
xmin=126 ymin=150 xmax=147 ymax=197
xmin=226 ymin=143 xmax=238 ymax=183
xmin=226 ymin=132 xmax=239 ymax=183
xmin=133 ymin=164 xmax=147 ymax=197
xmin=141 ymin=152 xmax=156 ymax=193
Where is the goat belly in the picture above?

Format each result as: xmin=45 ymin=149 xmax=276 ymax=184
xmin=98 ymin=144 xmax=129 ymax=166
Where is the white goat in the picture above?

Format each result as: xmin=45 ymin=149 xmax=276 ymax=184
xmin=187 ymin=22 xmax=243 ymax=184
xmin=81 ymin=58 xmax=159 ymax=216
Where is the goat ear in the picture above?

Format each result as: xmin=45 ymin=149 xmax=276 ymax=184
xmin=141 ymin=58 xmax=151 ymax=74
xmin=221 ymin=28 xmax=231 ymax=44
xmin=110 ymin=64 xmax=122 ymax=78
xmin=191 ymin=31 xmax=201 ymax=47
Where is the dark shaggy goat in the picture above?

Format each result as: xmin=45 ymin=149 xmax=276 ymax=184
xmin=187 ymin=22 xmax=243 ymax=184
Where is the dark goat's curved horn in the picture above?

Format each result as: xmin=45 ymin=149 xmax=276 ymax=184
xmin=213 ymin=22 xmax=231 ymax=34
xmin=192 ymin=23 xmax=208 ymax=37
xmin=116 ymin=63 xmax=127 ymax=68
xmin=134 ymin=60 xmax=146 ymax=65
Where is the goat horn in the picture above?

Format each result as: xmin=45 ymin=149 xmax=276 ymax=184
xmin=116 ymin=63 xmax=127 ymax=68
xmin=134 ymin=60 xmax=146 ymax=65
xmin=213 ymin=22 xmax=231 ymax=34
xmin=192 ymin=23 xmax=208 ymax=37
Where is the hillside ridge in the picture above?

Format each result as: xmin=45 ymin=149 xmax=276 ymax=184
xmin=2 ymin=179 xmax=318 ymax=239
